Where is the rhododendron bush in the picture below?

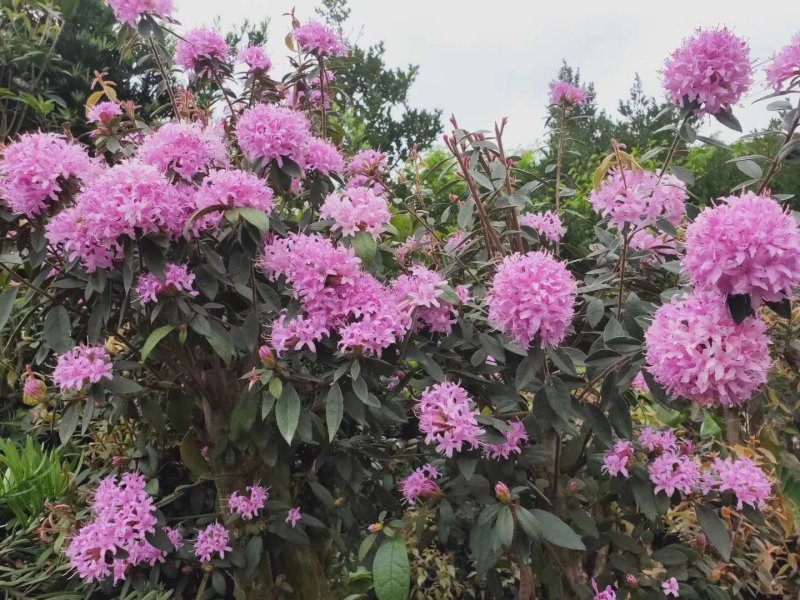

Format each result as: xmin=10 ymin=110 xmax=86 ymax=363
xmin=2 ymin=6 xmax=800 ymax=599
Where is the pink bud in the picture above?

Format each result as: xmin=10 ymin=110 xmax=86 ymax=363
xmin=23 ymin=376 xmax=47 ymax=406
xmin=495 ymin=482 xmax=511 ymax=503
xmin=625 ymin=574 xmax=638 ymax=586
xmin=367 ymin=523 xmax=383 ymax=533
xmin=258 ymin=345 xmax=277 ymax=368
xmin=568 ymin=480 xmax=578 ymax=492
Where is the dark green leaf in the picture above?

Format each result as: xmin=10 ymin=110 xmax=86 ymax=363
xmin=352 ymin=231 xmax=377 ymax=262
xmin=105 ymin=376 xmax=144 ymax=395
xmin=531 ymin=509 xmax=585 ymax=551
xmin=515 ymin=349 xmax=543 ymax=390
xmin=44 ymin=305 xmax=72 ymax=353
xmin=325 ymin=383 xmax=344 ymax=442
xmin=713 ymin=108 xmax=742 ymax=132
xmin=276 ymin=383 xmax=301 ymax=444
xmin=515 ymin=507 xmax=541 ymax=541
xmin=59 ymin=403 xmax=80 ymax=445
xmin=0 ymin=287 xmax=18 ymax=331
xmin=695 ymin=505 xmax=732 ymax=560
xmin=141 ymin=325 xmax=173 ymax=362
xmin=543 ymin=377 xmax=571 ymax=423
xmin=495 ymin=506 xmax=514 ymax=547
xmin=373 ymin=534 xmax=410 ymax=600
xmin=726 ymin=294 xmax=754 ymax=324
xmin=765 ymin=298 xmax=791 ymax=319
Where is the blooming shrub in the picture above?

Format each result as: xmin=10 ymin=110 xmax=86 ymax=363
xmin=1 ymin=5 xmax=799 ymax=600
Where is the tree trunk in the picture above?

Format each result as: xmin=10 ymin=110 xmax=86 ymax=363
xmin=199 ymin=368 xmax=334 ymax=599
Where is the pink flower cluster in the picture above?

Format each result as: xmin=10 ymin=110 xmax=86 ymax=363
xmin=590 ymin=170 xmax=687 ymax=230
xmin=66 ymin=474 xmax=176 ymax=583
xmin=629 ymin=230 xmax=679 ymax=265
xmin=304 ymin=138 xmax=345 ymax=176
xmin=519 ymin=211 xmax=565 ymax=243
xmin=175 ymin=29 xmax=230 ymax=76
xmin=0 ymin=132 xmax=101 ymax=218
xmin=238 ymin=46 xmax=272 ymax=75
xmin=663 ymin=28 xmax=752 ymax=116
xmin=194 ymin=522 xmax=232 ymax=562
xmin=348 ymin=150 xmax=387 ymax=178
xmin=683 ymin=193 xmax=800 ymax=306
xmin=136 ymin=264 xmax=198 ymax=305
xmin=549 ymin=81 xmax=588 ymax=107
xmin=640 ymin=427 xmax=678 ymax=454
xmin=706 ymin=457 xmax=771 ymax=510
xmin=236 ymin=104 xmax=312 ymax=168
xmin=392 ymin=265 xmax=467 ymax=334
xmin=487 ymin=251 xmax=577 ymax=348
xmin=137 ymin=122 xmax=228 ymax=180
xmin=88 ymin=101 xmax=123 ymax=124
xmin=292 ymin=21 xmax=348 ymax=57
xmin=416 ymin=382 xmax=484 ymax=457
xmin=320 ymin=185 xmax=391 ymax=238
xmin=602 ymin=440 xmax=634 ymax=478
xmin=228 ymin=485 xmax=269 ymax=520
xmin=649 ymin=452 xmax=701 ymax=497
xmin=400 ymin=464 xmax=441 ymax=505
xmin=105 ymin=0 xmax=173 ymax=26
xmin=53 ymin=345 xmax=113 ymax=392
xmin=645 ymin=291 xmax=770 ymax=407
xmin=46 ymin=160 xmax=185 ymax=271
xmin=483 ymin=421 xmax=528 ymax=460
xmin=192 ymin=168 xmax=275 ymax=232
xmin=592 ymin=579 xmax=617 ymax=600
xmin=767 ymin=34 xmax=800 ymax=92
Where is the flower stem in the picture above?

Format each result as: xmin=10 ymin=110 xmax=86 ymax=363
xmin=148 ymin=37 xmax=181 ymax=122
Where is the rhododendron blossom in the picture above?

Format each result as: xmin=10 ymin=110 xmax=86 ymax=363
xmin=416 ymin=382 xmax=484 ymax=457
xmin=292 ymin=21 xmax=348 ymax=57
xmin=236 ymin=104 xmax=312 ymax=167
xmin=194 ymin=523 xmax=232 ymax=562
xmin=228 ymin=485 xmax=269 ymax=520
xmin=639 ymin=428 xmax=678 ymax=454
xmin=347 ymin=149 xmax=387 ymax=177
xmin=400 ymin=464 xmax=441 ymax=505
xmin=320 ymin=186 xmax=390 ymax=237
xmin=0 ymin=132 xmax=100 ymax=218
xmin=549 ymin=81 xmax=588 ymax=107
xmin=602 ymin=440 xmax=634 ymax=478
xmin=285 ymin=507 xmax=302 ymax=527
xmin=175 ymin=29 xmax=230 ymax=76
xmin=519 ymin=210 xmax=565 ymax=243
xmin=708 ymin=457 xmax=771 ymax=509
xmin=662 ymin=577 xmax=680 ymax=598
xmin=105 ymin=0 xmax=173 ymax=26
xmin=683 ymin=192 xmax=800 ymax=306
xmin=53 ymin=345 xmax=113 ymax=392
xmin=192 ymin=168 xmax=275 ymax=231
xmin=649 ymin=452 xmax=700 ymax=496
xmin=237 ymin=46 xmax=272 ymax=75
xmin=645 ymin=291 xmax=770 ymax=407
xmin=136 ymin=264 xmax=198 ymax=305
xmin=88 ymin=101 xmax=123 ymax=124
xmin=483 ymin=421 xmax=528 ymax=460
xmin=303 ymin=138 xmax=345 ymax=175
xmin=65 ymin=474 xmax=167 ymax=583
xmin=392 ymin=266 xmax=463 ymax=334
xmin=663 ymin=28 xmax=752 ymax=116
xmin=487 ymin=251 xmax=576 ymax=348
xmin=592 ymin=580 xmax=617 ymax=600
xmin=137 ymin=122 xmax=228 ymax=180
xmin=590 ymin=170 xmax=687 ymax=230
xmin=767 ymin=33 xmax=800 ymax=92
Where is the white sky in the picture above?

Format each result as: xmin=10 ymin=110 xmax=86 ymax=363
xmin=177 ymin=0 xmax=797 ymax=150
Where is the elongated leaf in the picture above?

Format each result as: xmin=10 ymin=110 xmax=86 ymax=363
xmin=515 ymin=349 xmax=543 ymax=390
xmin=516 ymin=507 xmax=541 ymax=540
xmin=352 ymin=231 xmax=377 ymax=262
xmin=696 ymin=505 xmax=732 ymax=560
xmin=59 ymin=403 xmax=80 ymax=445
xmin=44 ymin=305 xmax=72 ymax=353
xmin=0 ymin=287 xmax=18 ymax=331
xmin=531 ymin=509 xmax=585 ymax=550
xmin=495 ymin=506 xmax=515 ymax=547
xmin=325 ymin=383 xmax=344 ymax=442
xmin=543 ymin=377 xmax=571 ymax=423
xmin=227 ymin=207 xmax=270 ymax=232
xmin=141 ymin=325 xmax=174 ymax=362
xmin=373 ymin=535 xmax=410 ymax=600
xmin=276 ymin=383 xmax=301 ymax=444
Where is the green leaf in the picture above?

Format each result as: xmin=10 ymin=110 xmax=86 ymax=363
xmin=44 ymin=305 xmax=72 ymax=353
xmin=245 ymin=536 xmax=264 ymax=571
xmin=515 ymin=507 xmax=541 ymax=540
xmin=104 ymin=376 xmax=144 ymax=395
xmin=695 ymin=505 xmax=732 ymax=560
xmin=726 ymin=294 xmax=754 ymax=324
xmin=268 ymin=377 xmax=283 ymax=399
xmin=179 ymin=435 xmax=209 ymax=478
xmin=531 ymin=509 xmax=585 ymax=551
xmin=352 ymin=231 xmax=377 ymax=262
xmin=139 ymin=236 xmax=165 ymax=279
xmin=582 ymin=404 xmax=612 ymax=448
xmin=276 ymin=383 xmax=301 ymax=444
xmin=0 ymin=287 xmax=18 ymax=331
xmin=714 ymin=108 xmax=742 ymax=132
xmin=59 ymin=403 xmax=80 ymax=445
xmin=495 ymin=506 xmax=515 ymax=547
xmin=141 ymin=325 xmax=174 ymax=362
xmin=373 ymin=534 xmax=410 ymax=600
xmin=543 ymin=377 xmax=571 ymax=423
xmin=227 ymin=207 xmax=270 ymax=232
xmin=457 ymin=197 xmax=475 ymax=228
xmin=515 ymin=349 xmax=543 ymax=390
xmin=325 ymin=383 xmax=344 ymax=442
xmin=765 ymin=298 xmax=791 ymax=319
xmin=205 ymin=322 xmax=235 ymax=365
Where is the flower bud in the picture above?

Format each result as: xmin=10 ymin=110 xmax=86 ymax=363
xmin=23 ymin=375 xmax=48 ymax=406
xmin=568 ymin=480 xmax=578 ymax=492
xmin=625 ymin=574 xmax=638 ymax=586
xmin=259 ymin=345 xmax=277 ymax=369
xmin=495 ymin=481 xmax=512 ymax=503
xmin=335 ymin=497 xmax=347 ymax=507
xmin=368 ymin=523 xmax=383 ymax=533
xmin=695 ymin=532 xmax=708 ymax=552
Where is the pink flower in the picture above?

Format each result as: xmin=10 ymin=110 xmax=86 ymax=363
xmin=347 ymin=150 xmax=387 ymax=177
xmin=105 ymin=0 xmax=173 ymax=26
xmin=549 ymin=81 xmax=588 ymax=107
xmin=602 ymin=440 xmax=634 ymax=478
xmin=194 ymin=522 xmax=232 ymax=562
xmin=175 ymin=29 xmax=230 ymax=76
xmin=137 ymin=122 xmax=228 ymax=180
xmin=392 ymin=265 xmax=460 ymax=334
xmin=487 ymin=251 xmax=577 ymax=348
xmin=65 ymin=474 xmax=165 ymax=583
xmin=639 ymin=428 xmax=678 ymax=454
xmin=483 ymin=421 xmax=528 ymax=460
xmin=285 ymin=507 xmax=302 ymax=527
xmin=416 ymin=382 xmax=484 ymax=457
xmin=629 ymin=230 xmax=680 ymax=265
xmin=625 ymin=574 xmax=638 ymax=586
xmin=649 ymin=452 xmax=700 ymax=497
xmin=683 ymin=192 xmax=800 ymax=306
xmin=238 ymin=46 xmax=272 ymax=75
xmin=228 ymin=485 xmax=269 ymax=520
xmin=590 ymin=170 xmax=687 ymax=230
xmin=664 ymin=28 xmax=751 ymax=117
xmin=53 ymin=345 xmax=113 ymax=392
xmin=519 ymin=211 xmax=565 ymax=243
xmin=46 ymin=160 xmax=185 ymax=271
xmin=400 ymin=464 xmax=441 ymax=505
xmin=88 ymin=101 xmax=123 ymax=124
xmin=645 ymin=291 xmax=770 ymax=407
xmin=236 ymin=104 xmax=312 ymax=168
xmin=767 ymin=33 xmax=800 ymax=92
xmin=292 ymin=21 xmax=348 ymax=57
xmin=303 ymin=138 xmax=345 ymax=176
xmin=320 ymin=186 xmax=389 ymax=237
xmin=0 ymin=132 xmax=101 ymax=218
xmin=631 ymin=372 xmax=649 ymax=394
xmin=191 ymin=168 xmax=275 ymax=232
xmin=708 ymin=456 xmax=771 ymax=510
xmin=164 ymin=527 xmax=182 ymax=549
xmin=136 ymin=263 xmax=198 ymax=305
xmin=662 ymin=577 xmax=680 ymax=597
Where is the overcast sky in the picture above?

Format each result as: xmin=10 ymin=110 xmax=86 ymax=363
xmin=177 ymin=0 xmax=797 ymax=150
